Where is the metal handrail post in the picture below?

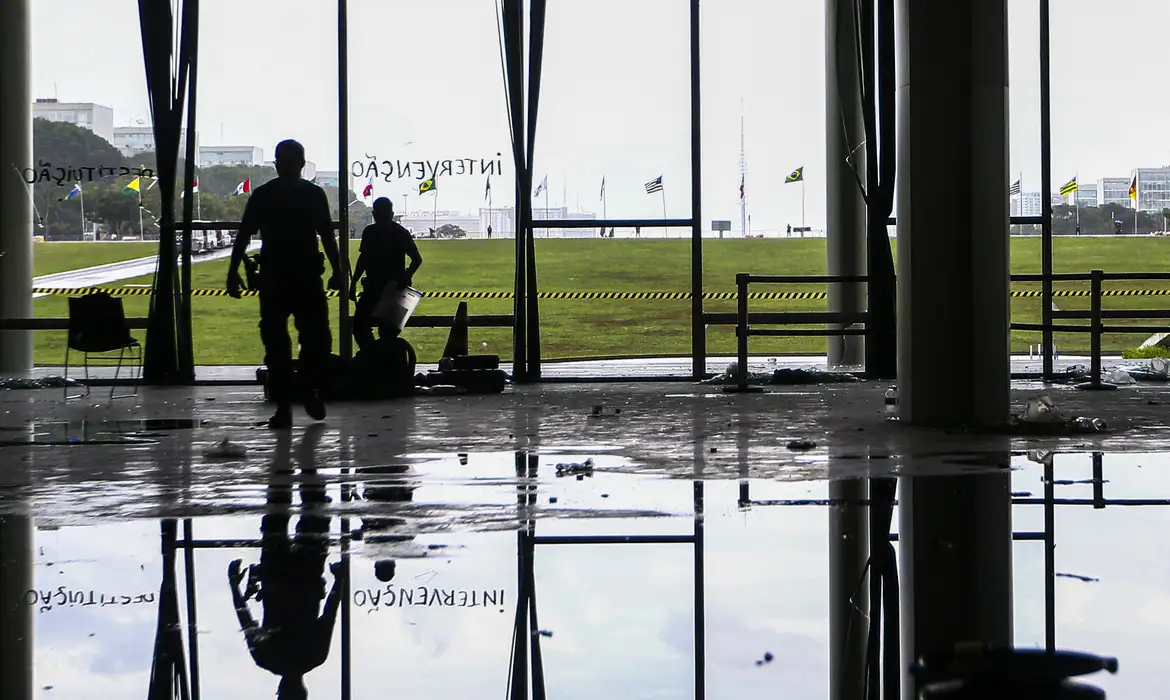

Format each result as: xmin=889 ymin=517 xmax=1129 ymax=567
xmin=1090 ymin=269 xmax=1103 ymax=388
xmin=736 ymin=274 xmax=749 ymax=390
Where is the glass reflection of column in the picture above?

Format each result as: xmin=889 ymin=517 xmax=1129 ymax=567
xmin=898 ymin=448 xmax=1013 ymax=698
xmin=0 ymin=507 xmax=34 ymax=700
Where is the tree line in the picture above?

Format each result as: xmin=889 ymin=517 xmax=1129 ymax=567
xmin=31 ymin=118 xmax=373 ymax=240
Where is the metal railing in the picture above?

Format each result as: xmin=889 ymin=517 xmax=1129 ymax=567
xmin=723 ymin=268 xmax=1170 ymax=390
xmin=716 ymin=273 xmax=871 ymax=392
xmin=1010 ymin=269 xmax=1170 ymax=387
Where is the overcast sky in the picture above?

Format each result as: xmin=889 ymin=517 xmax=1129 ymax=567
xmin=29 ymin=0 xmax=1170 ymax=233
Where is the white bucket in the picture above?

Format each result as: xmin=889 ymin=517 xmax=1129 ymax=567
xmin=372 ymin=285 xmax=423 ymax=332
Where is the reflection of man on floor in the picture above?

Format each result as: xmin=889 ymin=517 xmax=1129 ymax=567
xmin=228 ymin=426 xmax=346 ymax=700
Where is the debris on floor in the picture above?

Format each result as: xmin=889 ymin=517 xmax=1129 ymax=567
xmin=786 ymin=439 xmax=817 ymax=451
xmin=1009 ymin=395 xmax=1108 ymax=434
xmin=555 ymin=459 xmax=595 ymax=477
xmin=203 ymin=438 xmax=247 ymax=459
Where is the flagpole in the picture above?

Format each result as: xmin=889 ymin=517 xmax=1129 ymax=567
xmin=1074 ymin=173 xmax=1080 ymax=234
xmin=139 ymin=192 xmax=144 ymax=239
xmin=602 ymin=176 xmax=607 ymax=221
xmin=801 ymin=179 xmax=806 ymax=232
xmin=1135 ymin=170 xmax=1139 ymax=234
xmin=488 ymin=179 xmax=493 ymax=239
xmin=79 ymin=187 xmax=85 ymax=237
xmin=432 ymin=190 xmax=438 ymax=232
xmin=544 ymin=187 xmax=549 ymax=239
xmin=660 ymin=187 xmax=668 ymax=236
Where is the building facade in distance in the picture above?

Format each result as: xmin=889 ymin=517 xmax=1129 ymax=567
xmin=114 ymin=125 xmax=198 ymax=160
xmin=198 ymin=145 xmax=264 ymax=167
xmin=1099 ymin=177 xmax=1132 ymax=209
xmin=1134 ymin=167 xmax=1170 ymax=212
xmin=32 ymin=98 xmax=114 ymax=143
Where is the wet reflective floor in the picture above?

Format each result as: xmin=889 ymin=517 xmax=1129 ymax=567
xmin=3 ymin=383 xmax=1170 ymax=698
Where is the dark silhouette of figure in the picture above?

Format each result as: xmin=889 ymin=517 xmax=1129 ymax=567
xmin=227 ymin=139 xmax=342 ymax=429
xmin=349 ymin=197 xmax=422 ymax=353
xmin=229 ymin=425 xmax=346 ymax=700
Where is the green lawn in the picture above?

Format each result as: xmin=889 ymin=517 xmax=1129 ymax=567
xmin=30 ymin=236 xmax=1170 ymax=365
xmin=33 ymin=242 xmax=158 ymax=277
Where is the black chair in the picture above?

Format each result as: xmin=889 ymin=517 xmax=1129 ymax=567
xmin=64 ymin=293 xmax=142 ymax=401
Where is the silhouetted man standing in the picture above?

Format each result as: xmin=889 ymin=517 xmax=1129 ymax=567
xmin=227 ymin=139 xmax=342 ymax=429
xmin=349 ymin=197 xmax=422 ymax=353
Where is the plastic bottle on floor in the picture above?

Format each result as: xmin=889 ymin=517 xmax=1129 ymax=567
xmin=884 ymin=386 xmax=898 ymax=421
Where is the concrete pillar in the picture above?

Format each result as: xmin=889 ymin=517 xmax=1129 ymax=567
xmin=0 ymin=0 xmax=33 ymax=373
xmin=828 ymin=477 xmax=868 ymax=700
xmin=898 ymin=471 xmax=1014 ymax=699
xmin=825 ymin=0 xmax=867 ymax=368
xmin=894 ymin=0 xmax=1011 ymax=426
xmin=1 ymin=512 xmax=35 ymax=700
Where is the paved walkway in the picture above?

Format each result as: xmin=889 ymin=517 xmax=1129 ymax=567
xmin=32 ymin=242 xmax=257 ymax=298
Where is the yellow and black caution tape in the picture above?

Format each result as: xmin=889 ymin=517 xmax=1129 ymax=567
xmin=31 ymin=287 xmax=1170 ymax=301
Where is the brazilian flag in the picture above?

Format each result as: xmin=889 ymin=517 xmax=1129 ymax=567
xmin=1059 ymin=176 xmax=1077 ymax=197
xmin=785 ymin=166 xmax=804 ymax=184
xmin=419 ymin=177 xmax=437 ymax=194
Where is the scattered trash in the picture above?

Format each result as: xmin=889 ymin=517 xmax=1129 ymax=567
xmin=1010 ymin=396 xmax=1108 ymax=434
xmin=537 ymin=629 xmax=554 ymax=638
xmin=548 ymin=496 xmax=558 ymax=504
xmin=884 ymin=386 xmax=899 ymax=421
xmin=786 ymin=439 xmax=816 ymax=451
xmin=590 ymin=405 xmax=622 ymax=417
xmin=374 ymin=560 xmax=396 ymax=583
xmin=422 ymin=385 xmax=465 ymax=396
xmin=458 ymin=453 xmax=469 ymax=465
xmin=600 ymin=493 xmax=609 ymax=498
xmin=755 ymin=651 xmax=776 ymax=666
xmin=555 ymin=459 xmax=595 ymax=477
xmin=0 ymin=376 xmax=78 ymax=390
xmin=1102 ymin=369 xmax=1137 ymax=385
xmin=203 ymin=438 xmax=247 ymax=459
xmin=703 ymin=365 xmax=861 ymax=386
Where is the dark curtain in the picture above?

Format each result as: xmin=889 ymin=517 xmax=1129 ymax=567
xmin=139 ymin=0 xmax=198 ymax=382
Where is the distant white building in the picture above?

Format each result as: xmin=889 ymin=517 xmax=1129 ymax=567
xmin=1100 ymin=177 xmax=1133 ymax=209
xmin=32 ymin=99 xmax=114 ymax=143
xmin=199 ymin=145 xmax=263 ymax=167
xmin=1010 ymin=192 xmax=1045 ymax=218
xmin=1075 ymin=184 xmax=1098 ymax=208
xmin=113 ymin=125 xmax=198 ymax=160
xmin=1133 ymin=167 xmax=1170 ymax=212
xmin=314 ymin=170 xmax=343 ymax=189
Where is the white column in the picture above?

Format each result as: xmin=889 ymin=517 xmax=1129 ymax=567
xmin=0 ymin=0 xmax=34 ymax=372
xmin=825 ymin=0 xmax=867 ymax=368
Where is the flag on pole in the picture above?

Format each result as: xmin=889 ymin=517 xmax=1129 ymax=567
xmin=534 ymin=175 xmax=547 ymax=197
xmin=362 ymin=178 xmax=374 ymax=198
xmin=64 ymin=183 xmax=82 ymax=201
xmin=419 ymin=177 xmax=436 ymax=194
xmin=739 ymin=173 xmax=745 ymax=201
xmin=123 ymin=177 xmax=142 ymax=195
xmin=644 ymin=176 xmax=664 ymax=194
xmin=181 ymin=177 xmax=199 ymax=198
xmin=1129 ymin=173 xmax=1138 ymax=201
xmin=233 ymin=179 xmax=252 ymax=196
xmin=784 ymin=167 xmax=804 ymax=184
xmin=600 ymin=176 xmax=606 ymax=201
xmin=1008 ymin=179 xmax=1021 ymax=196
xmin=1058 ymin=176 xmax=1077 ymax=197
xmin=485 ymin=175 xmax=491 ymax=201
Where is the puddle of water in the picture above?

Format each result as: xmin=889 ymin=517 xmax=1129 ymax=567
xmin=0 ymin=450 xmax=1163 ymax=697
xmin=0 ymin=419 xmax=207 ymax=446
